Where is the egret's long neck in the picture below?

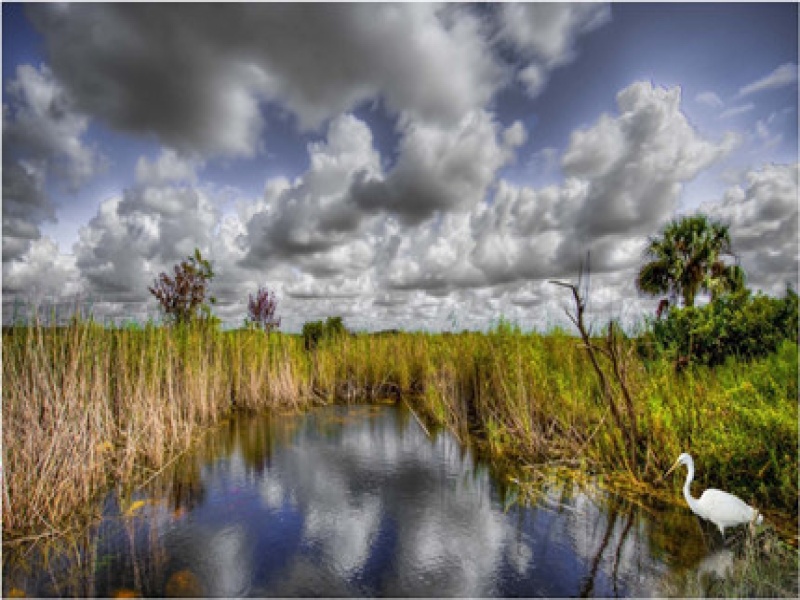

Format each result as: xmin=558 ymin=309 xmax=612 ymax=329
xmin=682 ymin=460 xmax=700 ymax=514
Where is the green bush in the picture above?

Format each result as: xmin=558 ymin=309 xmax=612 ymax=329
xmin=644 ymin=287 xmax=798 ymax=366
xmin=302 ymin=316 xmax=347 ymax=351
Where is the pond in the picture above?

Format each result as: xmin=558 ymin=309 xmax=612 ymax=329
xmin=4 ymin=404 xmax=732 ymax=597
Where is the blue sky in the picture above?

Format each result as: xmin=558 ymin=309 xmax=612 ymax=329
xmin=3 ymin=2 xmax=798 ymax=330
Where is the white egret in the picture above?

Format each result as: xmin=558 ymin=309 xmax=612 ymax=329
xmin=665 ymin=452 xmax=763 ymax=537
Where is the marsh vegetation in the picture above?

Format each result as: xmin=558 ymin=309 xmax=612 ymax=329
xmin=3 ymin=216 xmax=798 ymax=596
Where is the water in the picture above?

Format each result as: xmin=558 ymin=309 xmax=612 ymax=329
xmin=4 ymin=404 xmax=725 ymax=597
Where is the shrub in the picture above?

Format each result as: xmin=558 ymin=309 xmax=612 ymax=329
xmin=148 ymin=248 xmax=216 ymax=325
xmin=247 ymin=286 xmax=281 ymax=332
xmin=302 ymin=316 xmax=347 ymax=351
xmin=644 ymin=286 xmax=798 ymax=367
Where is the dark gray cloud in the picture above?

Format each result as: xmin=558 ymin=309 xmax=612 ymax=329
xmin=3 ymin=64 xmax=102 ymax=188
xmin=2 ymin=162 xmax=51 ymax=262
xmin=2 ymin=64 xmax=103 ymax=264
xmin=28 ymin=3 xmax=509 ymax=156
xmin=241 ymin=114 xmax=380 ymax=268
xmin=351 ymin=112 xmax=525 ymax=225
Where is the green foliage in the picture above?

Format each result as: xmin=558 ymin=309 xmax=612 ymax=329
xmin=4 ymin=309 xmax=797 ymax=544
xmin=148 ymin=248 xmax=217 ymax=326
xmin=302 ymin=316 xmax=347 ymax=350
xmin=644 ymin=287 xmax=798 ymax=366
xmin=636 ymin=213 xmax=744 ymax=308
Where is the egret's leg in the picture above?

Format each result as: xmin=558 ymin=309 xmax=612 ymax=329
xmin=695 ymin=517 xmax=710 ymax=550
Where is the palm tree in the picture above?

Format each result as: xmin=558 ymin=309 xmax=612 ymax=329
xmin=636 ymin=214 xmax=745 ymax=309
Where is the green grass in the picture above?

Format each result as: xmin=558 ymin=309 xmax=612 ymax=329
xmin=2 ymin=319 xmax=797 ymax=544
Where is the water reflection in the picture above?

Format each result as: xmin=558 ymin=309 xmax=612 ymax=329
xmin=4 ymin=405 xmax=724 ymax=597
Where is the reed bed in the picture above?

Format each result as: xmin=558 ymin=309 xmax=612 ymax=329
xmin=2 ymin=319 xmax=797 ymax=542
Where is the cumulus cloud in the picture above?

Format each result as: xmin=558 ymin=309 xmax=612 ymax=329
xmin=73 ymin=178 xmax=219 ymax=304
xmin=135 ymin=149 xmax=201 ymax=186
xmin=3 ymin=64 xmax=103 ymax=187
xmin=29 ymin=4 xmax=508 ymax=156
xmin=562 ymin=82 xmax=739 ymax=238
xmin=738 ymin=62 xmax=798 ymax=97
xmin=5 ymin=66 xmax=792 ymax=332
xmin=241 ymin=114 xmax=381 ymax=268
xmin=2 ymin=236 xmax=80 ymax=301
xmin=2 ymin=64 xmax=103 ymax=264
xmin=702 ymin=163 xmax=798 ymax=294
xmin=2 ymin=161 xmax=52 ymax=262
xmin=498 ymin=2 xmax=611 ymax=97
xmin=365 ymin=81 xmax=742 ymax=324
xmin=352 ymin=112 xmax=525 ymax=224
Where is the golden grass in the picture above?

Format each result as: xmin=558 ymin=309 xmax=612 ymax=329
xmin=2 ymin=319 xmax=797 ymax=543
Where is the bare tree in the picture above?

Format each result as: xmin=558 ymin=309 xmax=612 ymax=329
xmin=550 ymin=255 xmax=642 ymax=477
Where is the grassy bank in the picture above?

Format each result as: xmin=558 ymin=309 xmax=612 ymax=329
xmin=2 ymin=319 xmax=797 ymax=541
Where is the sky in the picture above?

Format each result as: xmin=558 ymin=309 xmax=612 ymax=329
xmin=2 ymin=2 xmax=798 ymax=331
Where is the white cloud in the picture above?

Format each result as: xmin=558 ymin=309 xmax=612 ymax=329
xmin=135 ymin=149 xmax=201 ymax=186
xmin=695 ymin=91 xmax=724 ymax=109
xmin=738 ymin=62 xmax=798 ymax=97
xmin=702 ymin=163 xmax=798 ymax=294
xmin=498 ymin=3 xmax=611 ymax=97
xmin=74 ymin=177 xmax=219 ymax=304
xmin=2 ymin=64 xmax=103 ymax=265
xmin=563 ymin=82 xmax=739 ymax=238
xmin=498 ymin=2 xmax=610 ymax=68
xmin=242 ymin=113 xmax=381 ymax=268
xmin=719 ymin=103 xmax=755 ymax=120
xmin=5 ymin=67 xmax=793 ymax=332
xmin=517 ymin=64 xmax=549 ymax=98
xmin=2 ymin=236 xmax=80 ymax=301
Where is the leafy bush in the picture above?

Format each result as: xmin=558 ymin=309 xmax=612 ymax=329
xmin=148 ymin=248 xmax=216 ymax=325
xmin=247 ymin=286 xmax=281 ymax=332
xmin=302 ymin=316 xmax=347 ymax=351
xmin=644 ymin=287 xmax=798 ymax=366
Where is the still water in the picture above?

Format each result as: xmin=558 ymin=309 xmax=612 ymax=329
xmin=4 ymin=404 xmax=723 ymax=597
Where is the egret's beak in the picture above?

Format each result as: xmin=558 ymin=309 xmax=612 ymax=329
xmin=664 ymin=460 xmax=680 ymax=479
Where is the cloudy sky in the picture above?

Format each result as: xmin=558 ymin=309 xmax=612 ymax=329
xmin=3 ymin=2 xmax=798 ymax=331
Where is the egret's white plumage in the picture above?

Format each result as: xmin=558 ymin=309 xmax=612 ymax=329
xmin=665 ymin=452 xmax=763 ymax=536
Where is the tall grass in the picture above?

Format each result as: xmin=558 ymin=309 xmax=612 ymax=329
xmin=3 ymin=317 xmax=797 ymax=542
xmin=2 ymin=321 xmax=310 ymax=538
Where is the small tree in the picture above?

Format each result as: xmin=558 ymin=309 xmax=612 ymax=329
xmin=247 ymin=286 xmax=281 ymax=332
xmin=148 ymin=248 xmax=216 ymax=325
xmin=636 ymin=214 xmax=745 ymax=310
